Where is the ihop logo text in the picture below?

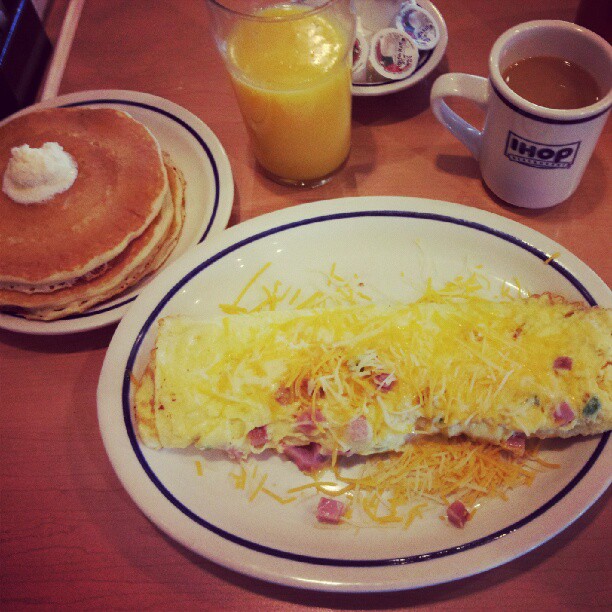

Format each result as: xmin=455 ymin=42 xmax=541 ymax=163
xmin=504 ymin=131 xmax=581 ymax=169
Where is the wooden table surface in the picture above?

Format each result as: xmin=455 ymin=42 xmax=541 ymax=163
xmin=1 ymin=0 xmax=610 ymax=609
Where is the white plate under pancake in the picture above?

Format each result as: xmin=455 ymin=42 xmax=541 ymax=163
xmin=0 ymin=90 xmax=234 ymax=335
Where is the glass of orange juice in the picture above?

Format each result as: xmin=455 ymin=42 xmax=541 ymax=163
xmin=207 ymin=0 xmax=356 ymax=187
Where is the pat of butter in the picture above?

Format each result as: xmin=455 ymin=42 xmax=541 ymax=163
xmin=2 ymin=142 xmax=78 ymax=205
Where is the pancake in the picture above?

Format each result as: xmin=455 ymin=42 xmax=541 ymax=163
xmin=142 ymin=153 xmax=187 ymax=275
xmin=0 ymin=107 xmax=168 ymax=290
xmin=0 ymin=159 xmax=186 ymax=321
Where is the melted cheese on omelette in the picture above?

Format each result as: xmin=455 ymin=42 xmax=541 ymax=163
xmin=134 ymin=294 xmax=611 ymax=455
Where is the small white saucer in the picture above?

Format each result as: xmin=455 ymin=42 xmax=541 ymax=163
xmin=352 ymin=0 xmax=448 ymax=97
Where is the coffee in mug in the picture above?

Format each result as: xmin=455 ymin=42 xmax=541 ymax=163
xmin=430 ymin=20 xmax=612 ymax=209
xmin=502 ymin=55 xmax=602 ymax=110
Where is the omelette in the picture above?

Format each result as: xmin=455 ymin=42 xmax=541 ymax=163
xmin=133 ymin=294 xmax=611 ymax=463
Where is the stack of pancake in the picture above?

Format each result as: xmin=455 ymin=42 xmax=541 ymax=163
xmin=0 ymin=107 xmax=186 ymax=321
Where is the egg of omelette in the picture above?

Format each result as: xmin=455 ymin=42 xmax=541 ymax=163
xmin=133 ymin=293 xmax=611 ymax=462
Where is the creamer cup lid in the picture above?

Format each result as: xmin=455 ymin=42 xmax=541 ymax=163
xmin=352 ymin=24 xmax=369 ymax=76
xmin=369 ymin=28 xmax=419 ymax=81
xmin=396 ymin=4 xmax=439 ymax=50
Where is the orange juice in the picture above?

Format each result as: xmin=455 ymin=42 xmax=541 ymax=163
xmin=226 ymin=4 xmax=353 ymax=184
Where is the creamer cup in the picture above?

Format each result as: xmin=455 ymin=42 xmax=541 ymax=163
xmin=352 ymin=19 xmax=369 ymax=82
xmin=396 ymin=4 xmax=439 ymax=50
xmin=369 ymin=28 xmax=419 ymax=81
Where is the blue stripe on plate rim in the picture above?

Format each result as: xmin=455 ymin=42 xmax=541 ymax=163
xmin=56 ymin=97 xmax=222 ymax=320
xmin=120 ymin=209 xmax=609 ymax=567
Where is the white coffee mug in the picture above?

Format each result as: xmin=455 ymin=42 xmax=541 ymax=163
xmin=430 ymin=20 xmax=612 ymax=208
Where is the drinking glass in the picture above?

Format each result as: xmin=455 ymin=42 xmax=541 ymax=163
xmin=207 ymin=0 xmax=356 ymax=187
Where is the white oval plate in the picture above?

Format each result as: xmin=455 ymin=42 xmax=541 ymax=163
xmin=98 ymin=196 xmax=610 ymax=592
xmin=352 ymin=1 xmax=448 ymax=97
xmin=0 ymin=90 xmax=234 ymax=335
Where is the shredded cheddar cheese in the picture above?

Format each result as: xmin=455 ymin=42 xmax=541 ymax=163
xmin=219 ymin=262 xmax=374 ymax=315
xmin=229 ymin=435 xmax=556 ymax=529
xmin=249 ymin=472 xmax=268 ymax=502
xmin=544 ymin=252 xmax=561 ymax=265
xmin=134 ymin=263 xmax=610 ymax=529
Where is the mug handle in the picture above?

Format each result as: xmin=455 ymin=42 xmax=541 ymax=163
xmin=430 ymin=74 xmax=490 ymax=160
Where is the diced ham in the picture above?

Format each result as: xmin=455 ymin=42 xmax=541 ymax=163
xmin=346 ymin=415 xmax=372 ymax=443
xmin=447 ymin=500 xmax=470 ymax=528
xmin=226 ymin=447 xmax=245 ymax=461
xmin=282 ymin=443 xmax=328 ymax=472
xmin=553 ymin=356 xmax=573 ymax=370
xmin=275 ymin=386 xmax=292 ymax=405
xmin=373 ymin=372 xmax=396 ymax=392
xmin=316 ymin=497 xmax=346 ymax=524
xmin=553 ymin=401 xmax=575 ymax=426
xmin=299 ymin=377 xmax=324 ymax=398
xmin=247 ymin=425 xmax=268 ymax=448
xmin=502 ymin=432 xmax=527 ymax=457
xmin=295 ymin=409 xmax=325 ymax=435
